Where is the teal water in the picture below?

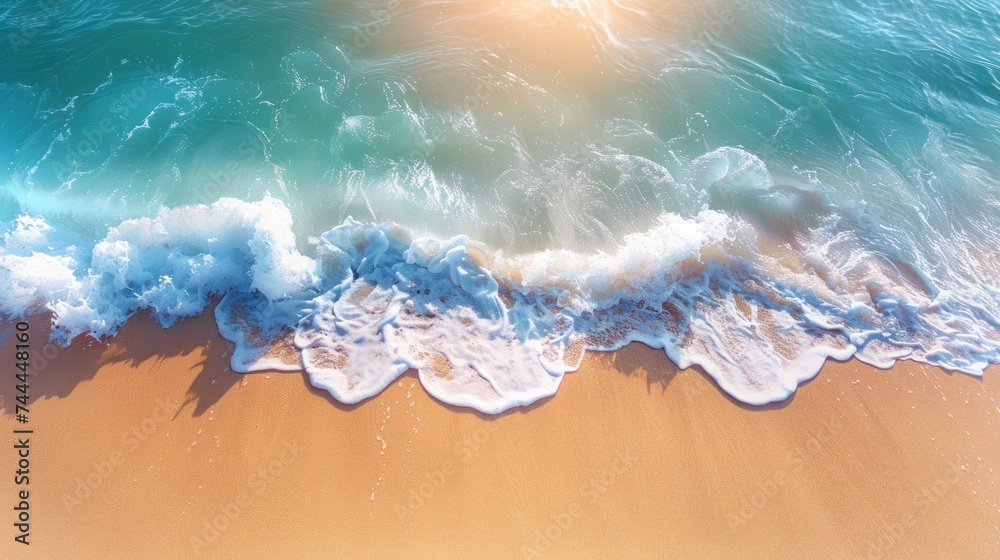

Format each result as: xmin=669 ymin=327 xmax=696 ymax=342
xmin=2 ymin=0 xmax=999 ymax=410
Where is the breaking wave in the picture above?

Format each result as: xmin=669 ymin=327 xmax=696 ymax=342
xmin=3 ymin=190 xmax=997 ymax=412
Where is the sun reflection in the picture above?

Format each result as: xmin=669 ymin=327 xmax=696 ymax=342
xmin=547 ymin=0 xmax=598 ymax=16
xmin=325 ymin=0 xmax=665 ymax=103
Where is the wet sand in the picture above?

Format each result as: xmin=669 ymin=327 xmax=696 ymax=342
xmin=2 ymin=311 xmax=999 ymax=559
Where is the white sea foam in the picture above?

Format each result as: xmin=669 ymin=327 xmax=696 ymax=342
xmin=1 ymin=196 xmax=318 ymax=344
xmin=2 ymin=196 xmax=998 ymax=412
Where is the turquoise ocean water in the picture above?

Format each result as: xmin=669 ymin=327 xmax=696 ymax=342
xmin=1 ymin=0 xmax=999 ymax=411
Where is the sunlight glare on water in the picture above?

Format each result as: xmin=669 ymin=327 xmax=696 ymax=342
xmin=1 ymin=0 xmax=999 ymax=411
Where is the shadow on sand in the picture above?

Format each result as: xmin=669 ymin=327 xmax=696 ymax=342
xmin=597 ymin=341 xmax=806 ymax=412
xmin=0 ymin=309 xmax=240 ymax=419
xmin=0 ymin=309 xmax=836 ymax=422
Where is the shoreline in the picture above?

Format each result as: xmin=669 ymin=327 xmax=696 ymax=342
xmin=2 ymin=311 xmax=1000 ymax=558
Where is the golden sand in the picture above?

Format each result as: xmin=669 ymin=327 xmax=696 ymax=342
xmin=2 ymin=311 xmax=999 ymax=559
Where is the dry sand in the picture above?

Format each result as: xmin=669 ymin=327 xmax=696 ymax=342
xmin=2 ymin=311 xmax=999 ymax=559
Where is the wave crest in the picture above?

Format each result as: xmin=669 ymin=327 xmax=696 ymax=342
xmin=2 ymin=196 xmax=998 ymax=412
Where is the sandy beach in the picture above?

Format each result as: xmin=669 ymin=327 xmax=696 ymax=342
xmin=3 ymin=0 xmax=999 ymax=558
xmin=2 ymin=310 xmax=999 ymax=559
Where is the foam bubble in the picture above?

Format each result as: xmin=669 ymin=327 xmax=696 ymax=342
xmin=1 ymin=196 xmax=318 ymax=343
xmin=2 ymin=197 xmax=998 ymax=412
